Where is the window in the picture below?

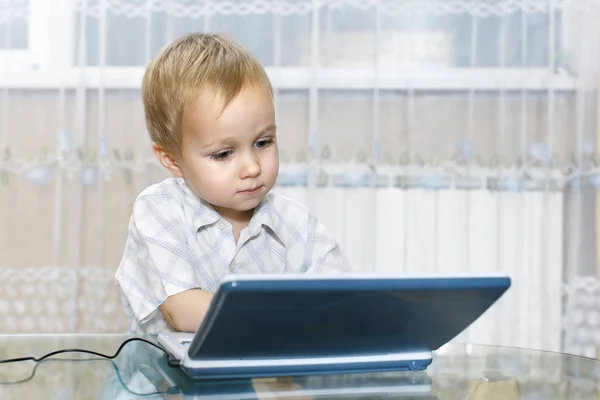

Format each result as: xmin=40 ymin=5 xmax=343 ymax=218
xmin=0 ymin=0 xmax=29 ymax=49
xmin=0 ymin=0 xmax=66 ymax=87
xmin=0 ymin=0 xmax=577 ymax=90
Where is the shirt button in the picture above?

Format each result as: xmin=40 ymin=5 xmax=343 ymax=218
xmin=218 ymin=221 xmax=226 ymax=230
xmin=230 ymin=261 xmax=236 ymax=270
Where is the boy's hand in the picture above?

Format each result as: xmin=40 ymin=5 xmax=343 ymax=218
xmin=159 ymin=289 xmax=213 ymax=332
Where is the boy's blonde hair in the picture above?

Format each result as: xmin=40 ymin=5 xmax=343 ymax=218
xmin=142 ymin=33 xmax=272 ymax=155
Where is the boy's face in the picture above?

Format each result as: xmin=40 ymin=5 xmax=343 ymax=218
xmin=156 ymin=84 xmax=279 ymax=223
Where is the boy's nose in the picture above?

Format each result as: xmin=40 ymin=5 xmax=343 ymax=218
xmin=240 ymin=152 xmax=261 ymax=178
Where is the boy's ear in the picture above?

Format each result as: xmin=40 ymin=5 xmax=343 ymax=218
xmin=152 ymin=143 xmax=183 ymax=177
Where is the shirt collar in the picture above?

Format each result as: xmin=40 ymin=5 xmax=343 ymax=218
xmin=179 ymin=181 xmax=221 ymax=230
xmin=182 ymin=181 xmax=277 ymax=233
xmin=248 ymin=196 xmax=277 ymax=235
xmin=191 ymin=199 xmax=222 ymax=230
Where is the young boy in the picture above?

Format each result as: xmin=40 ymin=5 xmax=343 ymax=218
xmin=115 ymin=33 xmax=350 ymax=334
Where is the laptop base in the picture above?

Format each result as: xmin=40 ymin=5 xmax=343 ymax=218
xmin=158 ymin=332 xmax=431 ymax=380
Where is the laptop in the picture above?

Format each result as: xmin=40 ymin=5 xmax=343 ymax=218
xmin=158 ymin=273 xmax=511 ymax=380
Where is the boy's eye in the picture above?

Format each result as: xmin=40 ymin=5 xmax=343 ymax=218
xmin=255 ymin=138 xmax=273 ymax=148
xmin=211 ymin=150 xmax=232 ymax=161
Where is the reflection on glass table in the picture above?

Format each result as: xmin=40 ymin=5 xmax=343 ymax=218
xmin=0 ymin=335 xmax=599 ymax=399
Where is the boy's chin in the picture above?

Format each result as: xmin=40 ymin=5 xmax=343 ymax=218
xmin=234 ymin=198 xmax=264 ymax=211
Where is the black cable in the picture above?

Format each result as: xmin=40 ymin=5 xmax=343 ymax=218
xmin=0 ymin=337 xmax=180 ymax=367
xmin=0 ymin=337 xmax=182 ymax=396
xmin=0 ymin=357 xmax=180 ymax=397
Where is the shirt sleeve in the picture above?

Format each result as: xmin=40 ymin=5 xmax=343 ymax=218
xmin=115 ymin=193 xmax=202 ymax=327
xmin=302 ymin=214 xmax=351 ymax=273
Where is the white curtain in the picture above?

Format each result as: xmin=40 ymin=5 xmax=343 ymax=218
xmin=1 ymin=0 xmax=599 ymax=356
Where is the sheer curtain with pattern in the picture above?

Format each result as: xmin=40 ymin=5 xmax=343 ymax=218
xmin=0 ymin=0 xmax=599 ymax=357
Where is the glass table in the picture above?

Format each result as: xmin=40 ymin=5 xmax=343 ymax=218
xmin=0 ymin=334 xmax=598 ymax=399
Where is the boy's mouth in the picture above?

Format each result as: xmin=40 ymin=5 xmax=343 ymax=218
xmin=238 ymin=185 xmax=263 ymax=194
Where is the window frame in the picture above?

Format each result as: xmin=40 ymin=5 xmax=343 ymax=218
xmin=0 ymin=0 xmax=50 ymax=72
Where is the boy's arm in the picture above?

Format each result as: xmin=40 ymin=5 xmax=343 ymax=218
xmin=160 ymin=289 xmax=213 ymax=332
xmin=116 ymin=193 xmax=214 ymax=332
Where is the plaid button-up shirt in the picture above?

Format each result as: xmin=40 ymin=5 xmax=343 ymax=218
xmin=115 ymin=178 xmax=350 ymax=333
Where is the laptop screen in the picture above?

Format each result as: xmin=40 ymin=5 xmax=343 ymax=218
xmin=187 ymin=276 xmax=510 ymax=360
